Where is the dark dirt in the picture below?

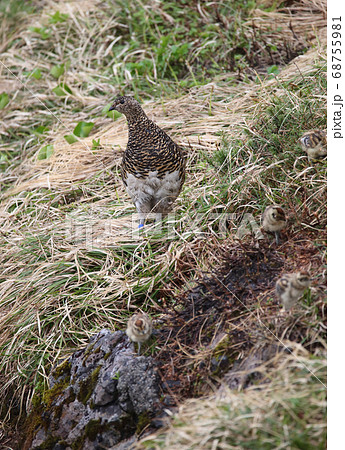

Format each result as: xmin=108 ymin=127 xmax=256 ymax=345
xmin=154 ymin=231 xmax=326 ymax=404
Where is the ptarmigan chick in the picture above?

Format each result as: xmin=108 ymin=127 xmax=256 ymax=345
xmin=126 ymin=313 xmax=153 ymax=355
xmin=262 ymin=205 xmax=287 ymax=245
xmin=299 ymin=130 xmax=327 ymax=161
xmin=276 ymin=271 xmax=311 ymax=312
xmin=109 ymin=96 xmax=186 ymax=228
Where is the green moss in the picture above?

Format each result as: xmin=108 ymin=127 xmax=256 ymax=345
xmin=31 ymin=391 xmax=43 ymax=410
xmin=85 ymin=418 xmax=102 ymax=441
xmin=77 ymin=366 xmax=101 ymax=405
xmin=71 ymin=419 xmax=109 ymax=449
xmin=71 ymin=434 xmax=86 ymax=450
xmin=136 ymin=412 xmax=151 ymax=434
xmin=53 ymin=388 xmax=76 ymax=419
xmin=24 ymin=372 xmax=74 ymax=445
xmin=42 ymin=377 xmax=71 ymax=407
xmin=81 ymin=343 xmax=102 ymax=366
xmin=35 ymin=435 xmax=59 ymax=449
xmin=82 ymin=343 xmax=95 ymax=366
xmin=103 ymin=351 xmax=111 ymax=361
xmin=23 ymin=406 xmax=46 ymax=448
xmin=22 ymin=383 xmax=66 ymax=449
xmin=51 ymin=359 xmax=71 ymax=379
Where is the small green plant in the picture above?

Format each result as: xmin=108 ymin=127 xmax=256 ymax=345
xmin=49 ymin=11 xmax=69 ymax=24
xmin=29 ymin=25 xmax=51 ymax=40
xmin=64 ymin=134 xmax=78 ymax=144
xmin=64 ymin=122 xmax=95 ymax=144
xmin=26 ymin=68 xmax=42 ymax=80
xmin=103 ymin=104 xmax=122 ymax=120
xmin=32 ymin=125 xmax=49 ymax=136
xmin=0 ymin=93 xmax=9 ymax=109
xmin=0 ymin=0 xmax=37 ymax=20
xmin=50 ymin=64 xmax=65 ymax=79
xmin=73 ymin=121 xmax=94 ymax=138
xmin=92 ymin=138 xmax=101 ymax=150
xmin=37 ymin=144 xmax=54 ymax=160
xmin=267 ymin=65 xmax=280 ymax=76
xmin=52 ymin=83 xmax=72 ymax=96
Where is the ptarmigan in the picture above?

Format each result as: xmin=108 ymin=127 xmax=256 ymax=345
xmin=262 ymin=205 xmax=287 ymax=245
xmin=275 ymin=271 xmax=311 ymax=312
xmin=299 ymin=130 xmax=327 ymax=161
xmin=126 ymin=313 xmax=153 ymax=355
xmin=109 ymin=96 xmax=186 ymax=228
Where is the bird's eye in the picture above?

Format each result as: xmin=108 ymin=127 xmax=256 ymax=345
xmin=120 ymin=98 xmax=125 ymax=104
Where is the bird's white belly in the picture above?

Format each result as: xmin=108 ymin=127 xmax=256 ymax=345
xmin=281 ymin=291 xmax=294 ymax=310
xmin=264 ymin=221 xmax=284 ymax=232
xmin=307 ymin=145 xmax=327 ymax=159
xmin=125 ymin=170 xmax=182 ymax=213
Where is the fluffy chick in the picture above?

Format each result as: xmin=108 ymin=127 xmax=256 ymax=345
xmin=126 ymin=313 xmax=153 ymax=355
xmin=262 ymin=205 xmax=287 ymax=245
xmin=109 ymin=96 xmax=186 ymax=228
xmin=299 ymin=129 xmax=327 ymax=161
xmin=276 ymin=271 xmax=311 ymax=311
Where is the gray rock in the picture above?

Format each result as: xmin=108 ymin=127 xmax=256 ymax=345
xmin=29 ymin=329 xmax=161 ymax=449
xmin=118 ymin=358 xmax=161 ymax=415
xmin=219 ymin=343 xmax=283 ymax=392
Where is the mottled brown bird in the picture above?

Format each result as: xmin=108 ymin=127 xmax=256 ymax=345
xmin=276 ymin=271 xmax=311 ymax=312
xmin=126 ymin=313 xmax=153 ymax=355
xmin=262 ymin=205 xmax=287 ymax=245
xmin=109 ymin=96 xmax=186 ymax=228
xmin=299 ymin=129 xmax=327 ymax=161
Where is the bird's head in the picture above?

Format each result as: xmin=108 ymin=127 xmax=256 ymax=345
xmin=279 ymin=277 xmax=290 ymax=288
xmin=135 ymin=318 xmax=145 ymax=331
xmin=296 ymin=271 xmax=311 ymax=287
xmin=109 ymin=96 xmax=143 ymax=116
xmin=271 ymin=206 xmax=286 ymax=222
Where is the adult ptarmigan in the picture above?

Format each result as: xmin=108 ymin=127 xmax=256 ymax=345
xmin=109 ymin=96 xmax=186 ymax=228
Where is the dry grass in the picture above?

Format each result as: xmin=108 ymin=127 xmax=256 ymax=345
xmin=0 ymin=0 xmax=326 ymax=446
xmin=139 ymin=349 xmax=326 ymax=449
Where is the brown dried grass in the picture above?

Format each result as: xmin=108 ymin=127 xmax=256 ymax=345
xmin=138 ymin=348 xmax=326 ymax=449
xmin=3 ymin=34 xmax=325 ymax=198
xmin=0 ymin=1 xmax=326 ymax=445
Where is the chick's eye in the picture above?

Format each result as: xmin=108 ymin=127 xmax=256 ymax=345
xmin=120 ymin=98 xmax=125 ymax=104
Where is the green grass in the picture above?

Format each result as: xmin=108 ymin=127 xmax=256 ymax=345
xmin=208 ymin=66 xmax=326 ymax=221
xmin=0 ymin=61 xmax=327 ymax=421
xmin=105 ymin=0 xmax=256 ymax=83
xmin=0 ymin=0 xmax=326 ymax=445
xmin=0 ymin=0 xmax=309 ymax=177
xmin=0 ymin=0 xmax=37 ymax=22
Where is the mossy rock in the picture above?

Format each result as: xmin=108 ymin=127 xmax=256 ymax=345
xmin=77 ymin=366 xmax=101 ymax=405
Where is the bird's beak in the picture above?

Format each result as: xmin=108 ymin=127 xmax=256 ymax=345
xmin=108 ymin=105 xmax=116 ymax=111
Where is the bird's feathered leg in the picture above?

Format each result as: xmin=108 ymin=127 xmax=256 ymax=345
xmin=275 ymin=231 xmax=280 ymax=245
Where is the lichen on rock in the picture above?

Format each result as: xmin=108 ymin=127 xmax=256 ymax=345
xmin=27 ymin=329 xmax=162 ymax=449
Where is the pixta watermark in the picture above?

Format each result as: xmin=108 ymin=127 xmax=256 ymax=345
xmin=65 ymin=212 xmax=265 ymax=247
